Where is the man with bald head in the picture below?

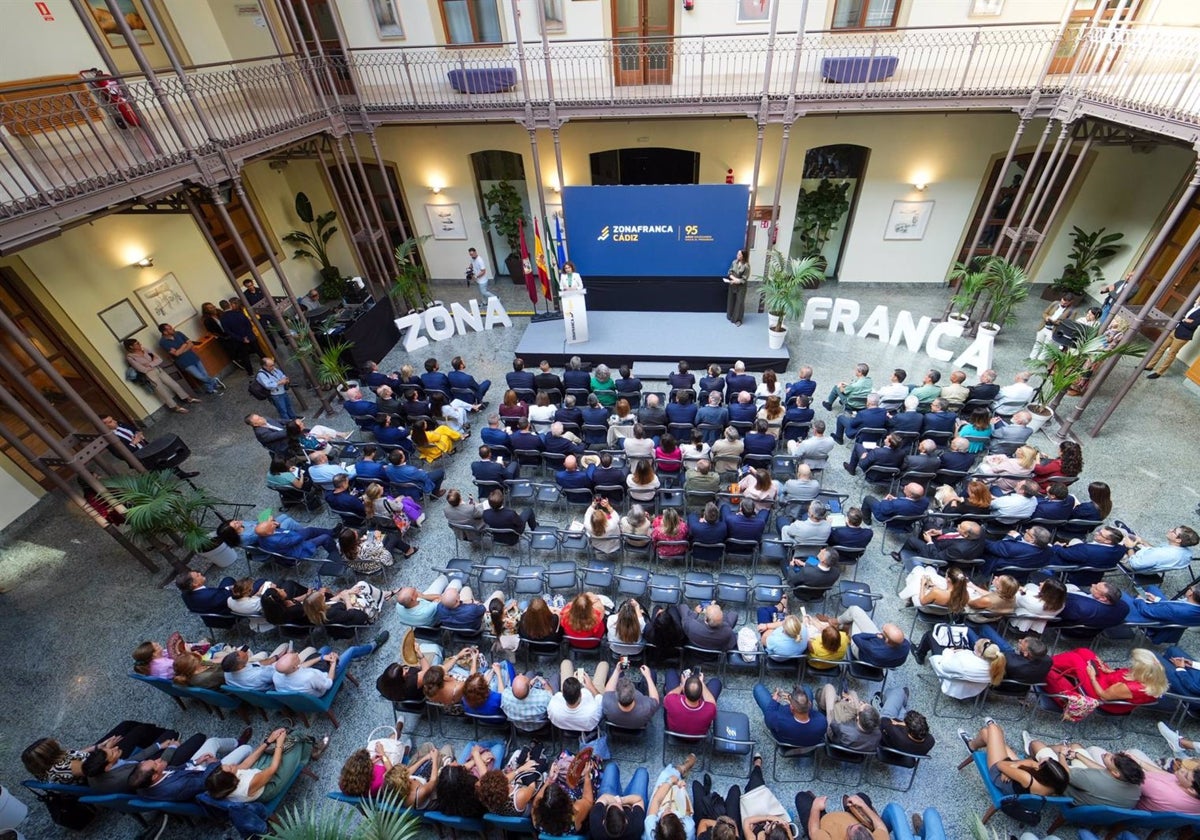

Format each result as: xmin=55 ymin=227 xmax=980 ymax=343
xmin=728 ymin=391 xmax=758 ymax=425
xmin=836 ymin=605 xmax=912 ymax=668
xmin=992 ymin=371 xmax=1035 ymax=415
xmin=679 ymin=601 xmax=739 ymax=651
xmin=990 ymin=410 xmax=1034 ymax=455
xmin=272 ymin=628 xmax=388 ymax=697
xmin=501 ymin=672 xmax=556 ymax=731
xmin=391 ymin=574 xmax=469 ymax=627
xmin=901 ymin=520 xmax=987 ymax=566
xmin=342 ymin=385 xmax=376 ymax=420
xmin=724 ymin=360 xmax=757 ymax=403
xmin=785 ymin=365 xmax=817 ymax=402
xmin=860 ymin=482 xmax=928 ymax=526
xmin=544 ymin=421 xmax=584 ymax=456
xmin=637 ymin=393 xmax=667 ymax=428
xmin=253 ymin=516 xmax=340 ymax=563
xmin=437 ymin=583 xmax=495 ymax=630
xmin=555 ymin=454 xmax=594 ymax=495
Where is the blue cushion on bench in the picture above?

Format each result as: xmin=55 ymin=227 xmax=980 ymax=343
xmin=821 ymin=56 xmax=899 ymax=83
xmin=447 ymin=68 xmax=518 ymax=94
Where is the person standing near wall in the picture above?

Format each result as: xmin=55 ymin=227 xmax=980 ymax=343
xmin=724 ymin=249 xmax=750 ymax=326
xmin=123 ymin=338 xmax=200 ymax=414
xmin=257 ymin=357 xmax=297 ymax=421
xmin=158 ymin=324 xmax=222 ymax=395
xmin=468 ymin=247 xmax=490 ymax=304
xmin=1146 ymin=304 xmax=1200 ymax=379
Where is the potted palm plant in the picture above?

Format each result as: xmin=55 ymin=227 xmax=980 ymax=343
xmin=946 ymin=258 xmax=989 ymax=335
xmin=262 ymin=790 xmax=421 ymax=840
xmin=283 ymin=191 xmax=342 ymax=294
xmin=102 ymin=471 xmax=228 ymax=570
xmin=1027 ymin=322 xmax=1146 ymax=434
xmin=314 ymin=340 xmax=355 ymax=392
xmin=391 ymin=235 xmax=432 ymax=313
xmin=760 ymin=250 xmax=825 ymax=349
xmin=976 ymin=256 xmax=1030 ymax=337
xmin=1047 ymin=225 xmax=1125 ymax=299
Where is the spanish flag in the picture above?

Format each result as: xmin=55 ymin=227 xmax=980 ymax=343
xmin=533 ymin=217 xmax=551 ymax=298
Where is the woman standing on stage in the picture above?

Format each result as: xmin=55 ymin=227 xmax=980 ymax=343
xmin=725 ymin=249 xmax=751 ymax=326
xmin=559 ymin=261 xmax=583 ymax=291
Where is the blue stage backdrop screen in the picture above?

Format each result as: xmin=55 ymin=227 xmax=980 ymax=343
xmin=561 ymin=185 xmax=750 ymax=277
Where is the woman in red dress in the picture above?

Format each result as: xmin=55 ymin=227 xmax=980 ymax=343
xmin=1045 ymin=647 xmax=1167 ymax=714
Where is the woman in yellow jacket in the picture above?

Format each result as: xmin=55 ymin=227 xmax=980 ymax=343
xmin=410 ymin=418 xmax=462 ymax=462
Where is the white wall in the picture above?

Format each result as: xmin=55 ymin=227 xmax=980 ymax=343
xmin=0 ymin=1 xmax=103 ymax=82
xmin=162 ymin=0 xmax=232 ymax=64
xmin=0 ymin=451 xmax=42 ymax=531
xmin=205 ymin=0 xmax=278 ymax=60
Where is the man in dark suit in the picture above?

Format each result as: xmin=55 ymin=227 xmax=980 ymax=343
xmin=1033 ymin=482 xmax=1076 ymax=521
xmin=784 ymin=365 xmax=817 ymax=402
xmin=482 ymin=488 xmax=537 ymax=544
xmin=472 ymin=444 xmax=518 ymax=483
xmin=614 ymin=364 xmax=643 ymax=399
xmin=534 ymin=360 xmax=565 ymax=399
xmin=698 ymin=366 xmax=725 ymax=401
xmin=555 ymin=455 xmax=594 ymax=494
xmin=668 ymin=361 xmax=696 ymax=392
xmin=354 ymin=445 xmax=387 ymax=482
xmin=828 ymin=507 xmax=873 ymax=553
xmin=130 ymin=755 xmax=221 ymax=802
xmin=637 ymin=393 xmax=668 ymax=428
xmin=419 ymin=357 xmax=451 ymax=395
xmin=743 ymin=420 xmax=776 ymax=457
xmin=722 ymin=499 xmax=769 ymax=543
xmin=724 ymin=361 xmax=757 ymax=404
xmin=562 ymin=356 xmax=591 ymax=392
xmin=363 ymin=361 xmax=402 ymax=392
xmin=989 ymin=411 xmax=1034 ymax=455
xmin=688 ymin=502 xmax=729 ymax=547
xmin=580 ymin=395 xmax=611 ymax=446
xmin=860 ymin=483 xmax=929 ymax=526
xmin=695 ymin=392 xmax=730 ymax=442
xmin=937 ymin=437 xmax=978 ymax=476
xmin=980 ymin=525 xmax=1053 ymax=575
xmin=83 ymin=733 xmax=186 ymax=795
xmin=888 ymin=395 xmax=925 ymax=433
xmin=555 ymin=394 xmax=584 ymax=428
xmin=833 ymin=394 xmax=889 ymax=446
xmin=402 ymin=390 xmax=432 ymax=422
xmin=967 ymin=626 xmax=1052 ymax=684
xmin=383 ymin=449 xmax=446 ymax=498
xmin=921 ymin=400 xmax=959 ymax=440
xmin=902 ymin=439 xmax=942 ymax=475
xmin=544 ymin=422 xmax=584 ymax=457
xmin=342 ymin=386 xmax=376 ymax=420
xmin=966 ymin=369 xmax=1000 ymax=404
xmin=175 ymin=571 xmax=237 ymax=614
xmin=1056 ymin=582 xmax=1130 ymax=628
xmin=245 ymin=414 xmax=289 ymax=456
xmin=728 ymin=391 xmax=758 ymax=425
xmin=480 ymin=415 xmax=511 ymax=450
xmin=506 ymin=358 xmax=536 ymax=394
xmin=679 ymin=602 xmax=739 ymax=651
xmin=900 ymin=520 xmax=986 ymax=567
xmin=666 ymin=390 xmax=699 ymax=426
xmin=836 ymin=606 xmax=912 ymax=668
xmin=218 ymin=298 xmax=258 ymax=374
xmin=1052 ymin=527 xmax=1128 ymax=585
xmin=448 ymin=355 xmax=491 ymax=404
xmin=590 ymin=452 xmax=626 ymax=489
xmin=845 ymin=433 xmax=905 ymax=479
xmin=509 ymin=418 xmax=545 ymax=455
xmin=325 ymin=474 xmax=366 ymax=518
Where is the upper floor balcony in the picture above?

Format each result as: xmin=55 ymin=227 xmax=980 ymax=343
xmin=0 ymin=21 xmax=1198 ymax=253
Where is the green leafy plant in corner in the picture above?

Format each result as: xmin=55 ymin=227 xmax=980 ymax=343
xmin=793 ymin=178 xmax=851 ymax=262
xmin=976 ymin=256 xmax=1030 ymax=329
xmin=760 ymin=250 xmax=825 ymax=333
xmin=262 ymin=790 xmax=422 ymax=840
xmin=102 ymin=471 xmax=225 ymax=557
xmin=391 ymin=235 xmax=432 ymax=311
xmin=480 ymin=180 xmax=526 ymax=254
xmin=1052 ymin=225 xmax=1125 ymax=297
xmin=1030 ymin=322 xmax=1147 ymax=413
xmin=283 ymin=191 xmax=341 ymax=284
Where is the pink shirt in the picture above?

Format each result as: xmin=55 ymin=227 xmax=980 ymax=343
xmin=369 ymin=763 xmax=387 ymax=795
xmin=149 ymin=653 xmax=175 ymax=679
xmin=1137 ymin=770 xmax=1200 ymax=814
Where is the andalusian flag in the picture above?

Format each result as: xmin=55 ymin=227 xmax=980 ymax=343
xmin=533 ymin=217 xmax=551 ymax=298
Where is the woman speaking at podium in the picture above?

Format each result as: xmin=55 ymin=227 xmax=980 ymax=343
xmin=559 ymin=261 xmax=584 ymax=291
xmin=725 ymin=248 xmax=751 ymax=326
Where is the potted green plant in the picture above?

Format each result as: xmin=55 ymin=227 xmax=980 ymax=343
xmin=283 ymin=191 xmax=341 ymax=289
xmin=391 ymin=235 xmax=432 ymax=312
xmin=976 ymin=256 xmax=1030 ymax=336
xmin=480 ymin=180 xmax=527 ymax=283
xmin=793 ymin=178 xmax=851 ymax=265
xmin=1048 ymin=225 xmax=1125 ymax=299
xmin=946 ymin=258 xmax=989 ymax=334
xmin=102 ymin=471 xmax=228 ymax=569
xmin=313 ymin=339 xmax=355 ymax=392
xmin=760 ymin=250 xmax=825 ymax=349
xmin=262 ymin=790 xmax=421 ymax=840
xmin=1027 ymin=322 xmax=1146 ymax=433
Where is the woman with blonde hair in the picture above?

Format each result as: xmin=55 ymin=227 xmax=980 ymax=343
xmin=967 ymin=574 xmax=1020 ymax=617
xmin=756 ymin=394 xmax=785 ymax=437
xmin=361 ymin=483 xmax=419 ymax=538
xmin=928 ymin=641 xmax=1008 ymax=700
xmin=172 ymin=650 xmax=224 ymax=689
xmin=760 ymin=614 xmax=808 ymax=658
xmin=978 ymin=445 xmax=1039 ymax=493
xmin=651 ymin=507 xmax=689 ymax=559
xmin=938 ymin=479 xmax=994 ymax=516
xmin=1046 ymin=647 xmax=1167 ymax=713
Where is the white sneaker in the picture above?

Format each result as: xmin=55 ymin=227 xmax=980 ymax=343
xmin=1021 ymin=730 xmax=1034 ymax=757
xmin=1159 ymin=721 xmax=1184 ymax=753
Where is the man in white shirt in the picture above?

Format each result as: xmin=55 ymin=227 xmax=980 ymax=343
xmin=221 ymin=646 xmax=289 ymax=691
xmin=991 ymin=372 xmax=1035 ymax=416
xmin=468 ymin=247 xmax=490 ymax=303
xmin=1124 ymin=526 xmax=1200 ymax=574
xmin=271 ymin=632 xmax=388 ymax=697
xmin=875 ymin=369 xmax=910 ymax=405
xmin=990 ymin=480 xmax=1039 ymax=523
xmin=547 ymin=659 xmax=609 ymax=732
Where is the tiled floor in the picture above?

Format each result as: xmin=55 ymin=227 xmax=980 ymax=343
xmin=1 ymin=276 xmax=1196 ymax=839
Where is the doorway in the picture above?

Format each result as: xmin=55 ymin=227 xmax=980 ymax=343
xmin=590 ymin=148 xmax=699 ymax=185
xmin=470 ymin=150 xmax=530 ymax=279
xmin=612 ymin=0 xmax=674 ymax=86
xmin=790 ymin=144 xmax=870 ymax=280
xmin=1047 ymin=0 xmax=1143 ymax=76
xmin=0 ymin=270 xmax=123 ymax=488
xmin=285 ymin=0 xmax=355 ymax=95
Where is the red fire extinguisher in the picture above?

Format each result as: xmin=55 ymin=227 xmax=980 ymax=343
xmin=683 ymin=0 xmax=695 ymax=10
xmin=80 ymin=68 xmax=139 ymax=130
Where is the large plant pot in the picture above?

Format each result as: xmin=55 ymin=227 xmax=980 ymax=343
xmin=0 ymin=785 xmax=29 ymax=831
xmin=505 ymin=253 xmax=525 ymax=284
xmin=767 ymin=326 xmax=788 ymax=349
xmin=978 ymin=322 xmax=1001 ymax=339
xmin=1026 ymin=404 xmax=1052 ymax=433
xmin=945 ymin=314 xmax=969 ymax=337
xmin=198 ymin=541 xmax=238 ymax=569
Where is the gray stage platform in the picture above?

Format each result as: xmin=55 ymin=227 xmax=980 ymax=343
xmin=514 ymin=310 xmax=790 ymax=372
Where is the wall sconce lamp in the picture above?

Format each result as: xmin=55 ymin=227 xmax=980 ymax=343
xmin=132 ymin=256 xmax=154 ymax=268
xmin=428 ymin=183 xmax=443 ymax=195
xmin=913 ymin=182 xmax=928 ymax=192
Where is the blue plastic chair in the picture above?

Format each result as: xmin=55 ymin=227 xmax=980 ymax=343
xmin=423 ymin=809 xmax=486 ymax=836
xmin=179 ymin=684 xmax=243 ymax=720
xmin=961 ymin=748 xmax=1072 ymax=825
xmin=882 ymin=802 xmax=947 ymax=839
xmin=128 ymin=672 xmax=191 ymax=711
xmin=484 ymin=812 xmax=537 ymax=837
xmin=221 ymin=684 xmax=289 ymax=721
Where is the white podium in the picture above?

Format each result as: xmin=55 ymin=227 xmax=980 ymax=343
xmin=560 ymin=288 xmax=590 ymax=344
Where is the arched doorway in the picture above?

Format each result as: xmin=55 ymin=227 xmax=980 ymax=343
xmin=470 ymin=150 xmax=530 ymax=281
xmin=790 ymin=144 xmax=870 ymax=279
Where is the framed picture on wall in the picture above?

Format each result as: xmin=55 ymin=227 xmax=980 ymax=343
xmin=98 ymin=298 xmax=146 ymax=341
xmin=969 ymin=0 xmax=1005 ymax=16
xmin=135 ymin=273 xmax=195 ymax=326
xmin=370 ymin=0 xmax=405 ymax=39
xmin=425 ymin=203 xmax=468 ymax=240
xmin=884 ymin=200 xmax=935 ymax=240
xmin=737 ymin=0 xmax=773 ymax=23
xmin=86 ymin=0 xmax=154 ymax=48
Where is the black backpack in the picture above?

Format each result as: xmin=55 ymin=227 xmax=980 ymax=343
xmin=247 ymin=372 xmax=270 ymax=401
